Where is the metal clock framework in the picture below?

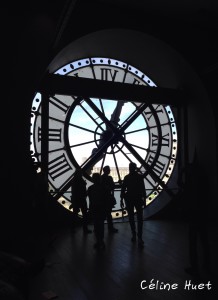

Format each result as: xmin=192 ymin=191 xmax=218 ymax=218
xmin=30 ymin=57 xmax=178 ymax=219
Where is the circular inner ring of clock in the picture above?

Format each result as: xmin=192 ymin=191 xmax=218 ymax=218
xmin=30 ymin=57 xmax=178 ymax=219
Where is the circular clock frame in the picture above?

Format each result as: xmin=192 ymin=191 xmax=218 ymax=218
xmin=30 ymin=56 xmax=179 ymax=220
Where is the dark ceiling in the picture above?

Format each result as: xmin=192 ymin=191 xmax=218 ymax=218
xmin=2 ymin=0 xmax=218 ymax=173
xmin=3 ymin=0 xmax=218 ymax=101
xmin=4 ymin=0 xmax=218 ymax=81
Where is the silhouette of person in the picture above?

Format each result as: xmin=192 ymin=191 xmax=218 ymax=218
xmin=88 ymin=173 xmax=108 ymax=250
xmin=120 ymin=162 xmax=146 ymax=247
xmin=178 ymin=157 xmax=211 ymax=276
xmin=70 ymin=169 xmax=92 ymax=234
xmin=101 ymin=166 xmax=118 ymax=233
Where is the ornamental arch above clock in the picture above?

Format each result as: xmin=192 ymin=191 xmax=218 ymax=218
xmin=30 ymin=54 xmax=179 ymax=220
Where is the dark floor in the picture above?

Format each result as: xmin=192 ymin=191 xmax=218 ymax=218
xmin=26 ymin=218 xmax=217 ymax=300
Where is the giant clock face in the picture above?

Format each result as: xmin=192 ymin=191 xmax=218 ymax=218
xmin=30 ymin=57 xmax=178 ymax=219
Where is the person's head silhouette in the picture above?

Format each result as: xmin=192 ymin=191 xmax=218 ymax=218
xmin=129 ymin=162 xmax=137 ymax=174
xmin=92 ymin=173 xmax=101 ymax=184
xmin=103 ymin=165 xmax=110 ymax=175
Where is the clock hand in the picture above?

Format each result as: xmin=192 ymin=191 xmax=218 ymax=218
xmin=109 ymin=100 xmax=126 ymax=127
xmin=89 ymin=100 xmax=126 ymax=173
xmin=98 ymin=100 xmax=126 ymax=148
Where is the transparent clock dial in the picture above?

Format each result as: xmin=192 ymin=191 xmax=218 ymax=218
xmin=30 ymin=57 xmax=178 ymax=218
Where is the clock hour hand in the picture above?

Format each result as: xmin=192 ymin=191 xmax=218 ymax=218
xmin=88 ymin=100 xmax=126 ymax=173
xmin=109 ymin=100 xmax=126 ymax=127
xmin=94 ymin=100 xmax=126 ymax=153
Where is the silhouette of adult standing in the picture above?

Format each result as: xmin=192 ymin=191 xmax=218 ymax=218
xmin=70 ymin=169 xmax=92 ymax=234
xmin=88 ymin=173 xmax=108 ymax=250
xmin=120 ymin=162 xmax=146 ymax=247
xmin=101 ymin=166 xmax=118 ymax=233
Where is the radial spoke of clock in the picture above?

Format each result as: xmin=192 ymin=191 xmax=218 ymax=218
xmin=128 ymin=142 xmax=148 ymax=153
xmin=68 ymin=122 xmax=101 ymax=135
xmin=111 ymin=148 xmax=122 ymax=183
xmin=79 ymin=101 xmax=105 ymax=132
xmin=70 ymin=138 xmax=101 ymax=149
xmin=125 ymin=127 xmax=147 ymax=135
xmin=108 ymin=144 xmax=117 ymax=153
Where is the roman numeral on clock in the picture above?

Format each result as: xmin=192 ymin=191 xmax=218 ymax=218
xmin=147 ymin=153 xmax=166 ymax=178
xmin=100 ymin=68 xmax=119 ymax=81
xmin=48 ymin=153 xmax=72 ymax=180
xmin=38 ymin=128 xmax=62 ymax=142
xmin=151 ymin=132 xmax=170 ymax=147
